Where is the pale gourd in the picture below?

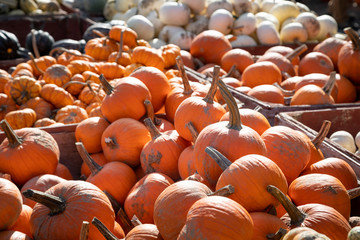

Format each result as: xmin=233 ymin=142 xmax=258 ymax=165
xmin=179 ymin=0 xmax=206 ymax=14
xmin=229 ymin=34 xmax=257 ymax=47
xmin=232 ymin=0 xmax=253 ymax=16
xmin=348 ymin=226 xmax=360 ymax=240
xmin=206 ymin=0 xmax=233 ymax=17
xmin=127 ymin=15 xmax=155 ymax=41
xmin=112 ymin=7 xmax=138 ymax=21
xmin=158 ymin=25 xmax=186 ymax=42
xmin=185 ymin=15 xmax=209 ymax=35
xmin=159 ymin=2 xmax=191 ymax=26
xmin=114 ymin=0 xmax=133 ymax=12
xmin=281 ymin=17 xmax=295 ymax=28
xmin=260 ymin=0 xmax=282 ymax=13
xmin=255 ymin=11 xmax=280 ymax=31
xmin=148 ymin=38 xmax=167 ymax=49
xmin=355 ymin=131 xmax=360 ymax=149
xmin=316 ymin=15 xmax=338 ymax=41
xmin=147 ymin=10 xmax=164 ymax=36
xmin=138 ymin=0 xmax=165 ymax=16
xmin=103 ymin=0 xmax=117 ymax=21
xmin=280 ymin=22 xmax=308 ymax=43
xmin=295 ymin=12 xmax=320 ymax=40
xmin=296 ymin=1 xmax=310 ymax=12
xmin=256 ymin=21 xmax=280 ymax=45
xmin=269 ymin=1 xmax=300 ymax=25
xmin=233 ymin=12 xmax=257 ymax=35
xmin=169 ymin=31 xmax=196 ymax=50
xmin=329 ymin=130 xmax=357 ymax=153
xmin=209 ymin=8 xmax=234 ymax=35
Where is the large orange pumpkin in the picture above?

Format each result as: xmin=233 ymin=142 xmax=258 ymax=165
xmin=0 ymin=178 xmax=22 ymax=231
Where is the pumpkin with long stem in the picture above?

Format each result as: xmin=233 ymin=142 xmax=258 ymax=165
xmin=23 ymin=181 xmax=115 ymax=240
xmin=109 ymin=25 xmax=138 ymax=49
xmin=0 ymin=120 xmax=59 ymax=186
xmin=266 ymin=185 xmax=351 ymax=239
xmin=264 ymin=45 xmax=301 ymax=65
xmin=27 ymin=54 xmax=56 ymax=78
xmin=250 ymin=212 xmax=288 ymax=240
xmin=78 ymin=82 xmax=105 ymax=105
xmin=81 ymin=153 xmax=107 ymax=178
xmin=92 ymin=217 xmax=123 ymax=240
xmin=143 ymin=100 xmax=174 ymax=132
xmin=76 ymin=142 xmax=137 ymax=205
xmin=178 ymin=122 xmax=198 ymax=179
xmin=0 ymin=178 xmax=22 ymax=231
xmin=84 ymin=36 xmax=119 ymax=61
xmin=193 ymin=78 xmax=267 ymax=189
xmin=140 ymin=117 xmax=190 ymax=181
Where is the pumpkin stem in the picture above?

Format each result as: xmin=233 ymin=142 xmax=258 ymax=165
xmin=208 ymin=184 xmax=235 ymax=197
xmin=348 ymin=186 xmax=360 ymax=200
xmin=99 ymin=74 xmax=113 ymax=95
xmin=281 ymin=71 xmax=292 ymax=80
xmin=223 ymin=64 xmax=240 ymax=79
xmin=144 ymin=100 xmax=161 ymax=126
xmin=264 ymin=204 xmax=277 ymax=216
xmin=176 ymin=56 xmax=193 ymax=95
xmin=203 ymin=66 xmax=220 ymax=104
xmin=344 ymin=27 xmax=360 ymax=51
xmin=266 ymin=185 xmax=307 ymax=227
xmin=131 ymin=215 xmax=142 ymax=227
xmin=29 ymin=52 xmax=45 ymax=75
xmin=312 ymin=120 xmax=331 ymax=149
xmin=49 ymin=47 xmax=95 ymax=61
xmin=116 ymin=208 xmax=135 ymax=233
xmin=273 ymin=82 xmax=294 ymax=97
xmin=144 ymin=117 xmax=162 ymax=139
xmin=0 ymin=119 xmax=23 ymax=147
xmin=62 ymin=80 xmax=88 ymax=90
xmin=92 ymin=217 xmax=120 ymax=240
xmin=31 ymin=29 xmax=40 ymax=59
xmin=322 ymin=71 xmax=336 ymax=96
xmin=205 ymin=146 xmax=232 ymax=171
xmin=104 ymin=137 xmax=118 ymax=149
xmin=22 ymin=189 xmax=66 ymax=216
xmin=285 ymin=44 xmax=308 ymax=61
xmin=103 ymin=190 xmax=120 ymax=213
xmin=115 ymin=29 xmax=125 ymax=63
xmin=87 ymin=82 xmax=102 ymax=103
xmin=75 ymin=142 xmax=103 ymax=175
xmin=217 ymin=79 xmax=242 ymax=130
xmin=79 ymin=221 xmax=90 ymax=240
xmin=266 ymin=228 xmax=287 ymax=240
xmin=185 ymin=121 xmax=199 ymax=143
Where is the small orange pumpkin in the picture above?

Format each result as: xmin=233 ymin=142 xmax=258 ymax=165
xmin=131 ymin=46 xmax=165 ymax=71
xmin=54 ymin=105 xmax=88 ymax=124
xmin=4 ymin=108 xmax=37 ymax=129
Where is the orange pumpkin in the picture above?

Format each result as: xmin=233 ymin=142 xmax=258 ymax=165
xmin=264 ymin=45 xmax=301 ymax=66
xmin=131 ymin=46 xmax=165 ymax=71
xmin=4 ymin=108 xmax=37 ymax=129
xmin=0 ymin=93 xmax=17 ymax=121
xmin=11 ymin=63 xmax=34 ymax=78
xmin=81 ymin=152 xmax=107 ymax=178
xmin=160 ymin=44 xmax=181 ymax=69
xmin=313 ymin=37 xmax=346 ymax=70
xmin=97 ymin=62 xmax=125 ymax=80
xmin=250 ymin=212 xmax=288 ymax=240
xmin=27 ymin=55 xmax=56 ymax=77
xmin=143 ymin=100 xmax=174 ymax=132
xmin=335 ymin=73 xmax=357 ymax=103
xmin=34 ymin=118 xmax=58 ymax=128
xmin=42 ymin=64 xmax=72 ymax=87
xmin=0 ymin=178 xmax=22 ymax=231
xmin=242 ymin=61 xmax=282 ymax=88
xmin=109 ymin=25 xmax=138 ymax=49
xmin=54 ymin=105 xmax=88 ymax=124
xmin=125 ymin=224 xmax=163 ymax=240
xmin=62 ymin=73 xmax=86 ymax=96
xmin=67 ymin=60 xmax=98 ymax=76
xmin=78 ymin=82 xmax=105 ymax=105
xmin=9 ymin=76 xmax=41 ymax=105
xmin=178 ymin=122 xmax=198 ymax=180
xmin=85 ymin=37 xmax=119 ymax=61
xmin=8 ymin=204 xmax=33 ymax=236
xmin=20 ymin=97 xmax=54 ymax=120
xmin=0 ymin=70 xmax=11 ymax=93
xmin=247 ymin=84 xmax=285 ymax=105
xmin=221 ymin=48 xmax=254 ymax=73
xmin=40 ymin=83 xmax=74 ymax=109
xmin=54 ymin=163 xmax=72 ymax=180
xmin=298 ymin=52 xmax=334 ymax=76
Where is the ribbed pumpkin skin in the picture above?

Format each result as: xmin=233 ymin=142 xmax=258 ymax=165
xmin=124 ymin=173 xmax=174 ymax=224
xmin=288 ymin=173 xmax=350 ymax=220
xmin=178 ymin=196 xmax=253 ymax=240
xmin=126 ymin=224 xmax=163 ymax=240
xmin=250 ymin=212 xmax=288 ymax=240
xmin=216 ymin=154 xmax=288 ymax=212
xmin=0 ymin=178 xmax=22 ymax=231
xmin=261 ymin=126 xmax=311 ymax=184
xmin=153 ymin=181 xmax=212 ymax=240
xmin=0 ymin=230 xmax=32 ymax=240
xmin=281 ymin=203 xmax=351 ymax=240
xmin=338 ymin=40 xmax=360 ymax=86
xmin=8 ymin=204 xmax=33 ymax=236
xmin=30 ymin=181 xmax=115 ymax=240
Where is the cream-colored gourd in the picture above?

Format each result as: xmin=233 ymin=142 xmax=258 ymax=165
xmin=179 ymin=0 xmax=206 ymax=14
xmin=316 ymin=15 xmax=338 ymax=41
xmin=296 ymin=1 xmax=310 ymax=12
xmin=169 ymin=31 xmax=196 ymax=50
xmin=112 ymin=7 xmax=137 ymax=21
xmin=233 ymin=12 xmax=257 ymax=35
xmin=148 ymin=38 xmax=167 ymax=49
xmin=127 ymin=15 xmax=155 ymax=41
xmin=260 ymin=0 xmax=282 ymax=12
xmin=256 ymin=21 xmax=280 ymax=45
xmin=147 ymin=10 xmax=164 ymax=36
xmin=103 ymin=0 xmax=117 ymax=20
xmin=355 ymin=131 xmax=360 ymax=149
xmin=158 ymin=25 xmax=186 ymax=42
xmin=269 ymin=1 xmax=300 ymax=24
xmin=329 ymin=131 xmax=357 ymax=153
xmin=185 ymin=15 xmax=209 ymax=35
xmin=159 ymin=2 xmax=191 ymax=26
xmin=295 ymin=12 xmax=320 ymax=40
xmin=255 ymin=11 xmax=280 ymax=31
xmin=280 ymin=22 xmax=308 ymax=43
xmin=232 ymin=0 xmax=253 ymax=16
xmin=281 ymin=17 xmax=295 ymax=28
xmin=138 ymin=0 xmax=165 ymax=16
xmin=209 ymin=8 xmax=234 ymax=35
xmin=206 ymin=0 xmax=233 ymax=17
xmin=229 ymin=34 xmax=257 ymax=47
xmin=114 ymin=0 xmax=133 ymax=12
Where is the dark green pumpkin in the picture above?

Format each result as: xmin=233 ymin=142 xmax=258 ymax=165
xmin=0 ymin=30 xmax=20 ymax=60
xmin=51 ymin=39 xmax=86 ymax=53
xmin=25 ymin=29 xmax=55 ymax=56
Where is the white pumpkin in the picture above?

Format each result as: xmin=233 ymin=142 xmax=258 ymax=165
xmin=209 ymin=8 xmax=234 ymax=35
xmin=316 ymin=14 xmax=338 ymax=41
xmin=355 ymin=131 xmax=360 ymax=149
xmin=138 ymin=0 xmax=165 ymax=16
xmin=159 ymin=2 xmax=191 ymax=26
xmin=185 ymin=15 xmax=209 ymax=35
xmin=280 ymin=22 xmax=308 ymax=43
xmin=127 ymin=14 xmax=155 ymax=41
xmin=296 ymin=1 xmax=310 ymax=12
xmin=148 ymin=38 xmax=167 ymax=48
xmin=229 ymin=34 xmax=257 ymax=47
xmin=169 ymin=31 xmax=196 ymax=50
xmin=329 ymin=130 xmax=357 ymax=153
xmin=295 ymin=12 xmax=320 ymax=40
xmin=103 ymin=0 xmax=118 ymax=21
xmin=232 ymin=0 xmax=253 ymax=16
xmin=158 ymin=25 xmax=186 ymax=42
xmin=255 ymin=11 xmax=280 ymax=31
xmin=233 ymin=12 xmax=257 ymax=35
xmin=179 ymin=0 xmax=206 ymax=14
xmin=269 ymin=1 xmax=300 ymax=24
xmin=206 ymin=0 xmax=233 ymax=17
xmin=112 ymin=7 xmax=138 ymax=21
xmin=256 ymin=21 xmax=280 ymax=45
xmin=260 ymin=0 xmax=282 ymax=12
xmin=146 ymin=10 xmax=164 ymax=36
xmin=281 ymin=17 xmax=295 ymax=28
xmin=114 ymin=0 xmax=133 ymax=12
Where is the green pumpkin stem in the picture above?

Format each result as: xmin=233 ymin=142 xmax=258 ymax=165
xmin=203 ymin=66 xmax=220 ymax=104
xmin=92 ymin=217 xmax=119 ymax=240
xmin=322 ymin=71 xmax=336 ymax=96
xmin=205 ymin=146 xmax=232 ymax=171
xmin=208 ymin=184 xmax=235 ymax=197
xmin=131 ymin=215 xmax=142 ymax=227
xmin=31 ymin=29 xmax=41 ymax=59
xmin=267 ymin=185 xmax=307 ymax=227
xmin=117 ymin=208 xmax=135 ymax=233
xmin=144 ymin=117 xmax=162 ymax=139
xmin=75 ymin=142 xmax=103 ymax=175
xmin=22 ymin=189 xmax=66 ymax=216
xmin=185 ymin=121 xmax=199 ymax=143
xmin=217 ymin=78 xmax=242 ymax=130
xmin=80 ymin=221 xmax=90 ymax=240
xmin=103 ymin=190 xmax=120 ymax=213
xmin=312 ymin=120 xmax=331 ymax=149
xmin=99 ymin=74 xmax=113 ymax=95
xmin=144 ymin=100 xmax=161 ymax=126
xmin=348 ymin=186 xmax=360 ymax=200
xmin=0 ymin=119 xmax=23 ymax=147
xmin=344 ymin=27 xmax=360 ymax=51
xmin=176 ymin=56 xmax=193 ymax=95
xmin=285 ymin=44 xmax=308 ymax=61
xmin=266 ymin=228 xmax=287 ymax=240
xmin=115 ymin=29 xmax=125 ymax=63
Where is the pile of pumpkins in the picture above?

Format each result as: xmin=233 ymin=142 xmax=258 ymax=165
xmin=0 ymin=0 xmax=64 ymax=15
xmin=99 ymin=0 xmax=340 ymax=50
